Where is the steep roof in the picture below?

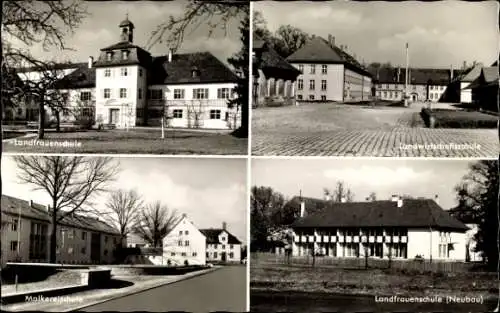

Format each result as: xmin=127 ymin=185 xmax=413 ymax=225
xmin=199 ymin=228 xmax=241 ymax=244
xmin=289 ymin=197 xmax=468 ymax=231
xmin=149 ymin=52 xmax=238 ymax=85
xmin=460 ymin=63 xmax=484 ymax=82
xmin=482 ymin=66 xmax=499 ymax=84
xmin=53 ymin=63 xmax=96 ymax=89
xmin=260 ymin=45 xmax=301 ymax=74
xmin=287 ymin=36 xmax=370 ymax=77
xmin=1 ymin=195 xmax=119 ymax=235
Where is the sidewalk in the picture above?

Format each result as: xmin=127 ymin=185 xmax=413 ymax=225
xmin=1 ymin=266 xmax=220 ymax=312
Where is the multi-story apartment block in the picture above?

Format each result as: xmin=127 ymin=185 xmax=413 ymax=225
xmin=1 ymin=195 xmax=120 ymax=266
xmin=287 ymin=35 xmax=372 ymax=102
xmin=287 ymin=195 xmax=469 ymax=261
xmin=369 ymin=67 xmax=462 ymax=102
xmin=5 ymin=16 xmax=241 ymax=130
xmin=202 ymin=223 xmax=242 ymax=263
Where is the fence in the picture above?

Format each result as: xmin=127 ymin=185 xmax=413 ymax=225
xmin=252 ymin=252 xmax=478 ymax=273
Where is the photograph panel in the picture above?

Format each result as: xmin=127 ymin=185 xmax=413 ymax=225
xmin=2 ymin=1 xmax=249 ymax=155
xmin=252 ymin=0 xmax=499 ymax=157
xmin=1 ymin=156 xmax=247 ymax=312
xmin=250 ymin=158 xmax=499 ymax=312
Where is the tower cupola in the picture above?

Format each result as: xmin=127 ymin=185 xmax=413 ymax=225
xmin=119 ymin=14 xmax=135 ymax=43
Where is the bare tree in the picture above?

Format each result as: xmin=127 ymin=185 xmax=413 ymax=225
xmin=366 ymin=192 xmax=377 ymax=201
xmin=103 ymin=189 xmax=144 ymax=248
xmin=14 ymin=156 xmax=119 ymax=262
xmin=2 ymin=0 xmax=88 ymax=138
xmin=324 ymin=181 xmax=355 ymax=203
xmin=134 ymin=201 xmax=180 ymax=248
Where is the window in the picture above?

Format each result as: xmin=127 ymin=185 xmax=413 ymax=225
xmin=389 ymin=92 xmax=393 ymax=98
xmin=309 ymin=80 xmax=315 ymax=90
xmin=184 ymin=240 xmax=189 ymax=246
xmin=298 ymin=64 xmax=304 ymax=72
xmin=230 ymin=244 xmax=234 ymax=249
xmin=297 ymin=95 xmax=303 ymax=100
xmin=80 ymin=91 xmax=91 ymax=101
xmin=321 ymin=80 xmax=327 ymax=91
xmin=171 ymin=252 xmax=176 ymax=256
xmin=11 ymin=219 xmax=18 ymax=231
xmin=309 ymin=95 xmax=315 ymax=100
xmin=178 ymin=240 xmax=182 ymax=246
xmin=383 ymin=91 xmax=387 ymax=98
xmin=82 ymin=231 xmax=86 ymax=240
xmin=222 ymin=245 xmax=226 ymax=249
xmin=10 ymin=241 xmax=18 ymax=251
xmin=179 ymin=231 xmax=182 ymax=235
xmin=297 ymin=79 xmax=303 ymax=90
xmin=309 ymin=64 xmax=315 ymax=74
xmin=120 ymin=88 xmax=127 ymax=98
xmin=214 ymin=252 xmax=218 ymax=258
xmin=139 ymin=69 xmax=143 ymax=77
xmin=430 ymin=93 xmax=434 ymax=100
xmin=210 ymin=109 xmax=221 ymax=119
xmin=206 ymin=252 xmax=209 ymax=257
xmin=68 ymin=230 xmax=74 ymax=239
xmin=138 ymin=88 xmax=142 ymax=99
xmin=121 ymin=68 xmax=128 ymax=76
xmin=173 ymin=109 xmax=183 ymax=118
xmin=106 ymin=52 xmax=112 ymax=61
xmin=68 ymin=247 xmax=73 ymax=254
xmin=217 ymin=88 xmax=231 ymax=99
xmin=104 ymin=69 xmax=111 ymax=77
xmin=229 ymin=252 xmax=234 ymax=258
xmin=185 ymin=231 xmax=189 ymax=235
xmin=193 ymin=88 xmax=209 ymax=99
xmin=81 ymin=247 xmax=86 ymax=254
xmin=321 ymin=95 xmax=327 ymax=101
xmin=430 ymin=86 xmax=434 ymax=90
xmin=122 ymin=50 xmax=129 ymax=60
xmin=181 ymin=252 xmax=186 ymax=256
xmin=322 ymin=65 xmax=327 ymax=74
xmin=192 ymin=252 xmax=197 ymax=257
xmin=174 ymin=89 xmax=185 ymax=99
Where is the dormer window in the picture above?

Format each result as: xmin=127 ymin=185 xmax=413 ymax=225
xmin=122 ymin=50 xmax=129 ymax=60
xmin=106 ymin=52 xmax=113 ymax=61
xmin=191 ymin=67 xmax=200 ymax=78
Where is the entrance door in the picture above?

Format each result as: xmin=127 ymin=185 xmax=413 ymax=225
xmin=109 ymin=109 xmax=119 ymax=125
xmin=221 ymin=252 xmax=227 ymax=262
xmin=411 ymin=94 xmax=417 ymax=101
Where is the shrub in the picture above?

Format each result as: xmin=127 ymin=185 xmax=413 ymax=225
xmin=420 ymin=108 xmax=498 ymax=129
xmin=184 ymin=260 xmax=189 ymax=266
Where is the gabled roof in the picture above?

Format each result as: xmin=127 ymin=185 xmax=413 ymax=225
xmin=287 ymin=36 xmax=370 ymax=77
xmin=460 ymin=63 xmax=484 ymax=82
xmin=482 ymin=66 xmax=499 ymax=84
xmin=199 ymin=228 xmax=241 ymax=244
xmin=289 ymin=197 xmax=468 ymax=231
xmin=259 ymin=45 xmax=301 ymax=74
xmin=53 ymin=63 xmax=96 ymax=89
xmin=100 ymin=41 xmax=139 ymax=51
xmin=149 ymin=52 xmax=238 ymax=85
xmin=1 ymin=195 xmax=120 ymax=235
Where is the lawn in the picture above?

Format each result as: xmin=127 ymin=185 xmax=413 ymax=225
xmin=250 ymin=254 xmax=498 ymax=300
xmin=1 ymin=269 xmax=83 ymax=295
xmin=2 ymin=128 xmax=248 ymax=155
xmin=421 ymin=108 xmax=498 ymax=129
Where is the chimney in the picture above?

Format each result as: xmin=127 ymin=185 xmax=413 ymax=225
xmin=462 ymin=61 xmax=467 ymax=70
xmin=168 ymin=49 xmax=172 ymax=63
xmin=88 ymin=56 xmax=93 ymax=69
xmin=450 ymin=64 xmax=454 ymax=81
xmin=397 ymin=197 xmax=403 ymax=208
xmin=29 ymin=200 xmax=33 ymax=207
xmin=340 ymin=197 xmax=347 ymax=203
xmin=391 ymin=195 xmax=399 ymax=202
xmin=300 ymin=201 xmax=305 ymax=218
xmin=222 ymin=222 xmax=227 ymax=230
xmin=328 ymin=34 xmax=335 ymax=47
xmin=434 ymin=194 xmax=439 ymax=204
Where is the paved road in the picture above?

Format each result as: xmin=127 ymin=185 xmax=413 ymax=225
xmin=252 ymin=102 xmax=498 ymax=157
xmin=80 ymin=266 xmax=246 ymax=313
xmin=251 ymin=290 xmax=499 ymax=313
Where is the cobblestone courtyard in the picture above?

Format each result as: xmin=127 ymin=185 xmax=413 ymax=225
xmin=252 ymin=102 xmax=498 ymax=157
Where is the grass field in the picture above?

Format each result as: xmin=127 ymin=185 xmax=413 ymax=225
xmin=2 ymin=128 xmax=247 ymax=155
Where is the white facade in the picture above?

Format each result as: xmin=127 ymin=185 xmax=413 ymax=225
xmin=205 ymin=230 xmax=242 ymax=262
xmin=293 ymin=63 xmax=345 ymax=102
xmin=460 ymin=82 xmax=472 ymax=103
xmin=162 ymin=216 xmax=206 ymax=265
xmin=407 ymin=229 xmax=466 ymax=261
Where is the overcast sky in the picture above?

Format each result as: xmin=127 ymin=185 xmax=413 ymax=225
xmin=252 ymin=159 xmax=482 ymax=211
xmin=2 ymin=156 xmax=247 ymax=243
xmin=13 ymin=1 xmax=243 ymax=65
xmin=254 ymin=1 xmax=499 ymax=68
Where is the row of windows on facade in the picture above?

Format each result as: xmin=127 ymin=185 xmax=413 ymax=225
xmin=377 ymin=90 xmax=443 ymax=100
xmin=377 ymin=84 xmax=446 ymax=90
xmin=296 ymin=94 xmax=327 ymax=101
xmin=297 ymin=242 xmax=408 ymax=258
xmin=103 ymin=67 xmax=140 ymax=77
xmin=295 ymin=228 xmax=410 ymax=237
xmin=137 ymin=109 xmax=226 ymax=120
xmin=297 ymin=79 xmax=327 ymax=91
xmin=297 ymin=64 xmax=329 ymax=75
xmin=8 ymin=240 xmax=109 ymax=257
xmin=101 ymin=88 xmax=233 ymax=100
xmin=176 ymin=240 xmax=235 ymax=250
xmin=106 ymin=51 xmax=130 ymax=62
xmin=168 ymin=251 xmax=235 ymax=258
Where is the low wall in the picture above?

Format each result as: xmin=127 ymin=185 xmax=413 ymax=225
xmin=107 ymin=265 xmax=207 ymax=276
xmin=80 ymin=269 xmax=112 ymax=287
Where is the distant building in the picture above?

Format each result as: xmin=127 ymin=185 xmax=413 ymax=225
xmin=368 ymin=67 xmax=461 ymax=102
xmin=287 ymin=35 xmax=372 ymax=102
xmin=286 ymin=195 xmax=469 ymax=261
xmin=1 ymin=195 xmax=120 ymax=266
xmin=466 ymin=65 xmax=499 ymax=112
xmin=4 ymin=16 xmax=240 ymax=130
xmin=162 ymin=214 xmax=207 ymax=265
xmin=252 ymin=35 xmax=301 ymax=107
xmin=201 ymin=222 xmax=242 ymax=263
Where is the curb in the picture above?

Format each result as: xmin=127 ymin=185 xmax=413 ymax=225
xmin=1 ymin=284 xmax=88 ymax=305
xmin=62 ymin=266 xmax=221 ymax=312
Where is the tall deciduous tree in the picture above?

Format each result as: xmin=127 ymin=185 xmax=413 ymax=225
xmin=134 ymin=201 xmax=180 ymax=248
xmin=14 ymin=156 xmax=119 ymax=262
xmin=104 ymin=189 xmax=144 ymax=247
xmin=2 ymin=0 xmax=88 ymax=139
xmin=324 ymin=181 xmax=355 ymax=203
xmin=451 ymin=160 xmax=499 ymax=271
